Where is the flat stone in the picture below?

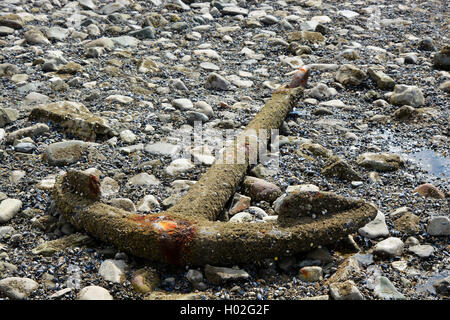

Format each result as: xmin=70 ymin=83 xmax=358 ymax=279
xmin=222 ymin=7 xmax=248 ymax=16
xmin=408 ymin=245 xmax=434 ymax=258
xmin=111 ymin=36 xmax=139 ymax=47
xmin=165 ymin=158 xmax=194 ymax=176
xmin=373 ymin=237 xmax=404 ymax=257
xmin=29 ymin=101 xmax=114 ymax=140
xmin=127 ymin=173 xmax=160 ymax=186
xmin=356 ymin=152 xmax=405 ymax=172
xmin=335 ymin=64 xmax=367 ymax=86
xmin=204 ymin=265 xmax=249 ymax=285
xmin=286 ymin=31 xmax=325 ymax=43
xmin=172 ymin=98 xmax=193 ymax=110
xmin=427 ymin=216 xmax=450 ymax=236
xmin=358 ymin=211 xmax=389 ymax=239
xmin=45 ymin=141 xmax=86 ymax=166
xmin=229 ymin=211 xmax=253 ymax=223
xmin=374 ymin=276 xmax=406 ymax=300
xmin=144 ymin=142 xmax=180 ymax=156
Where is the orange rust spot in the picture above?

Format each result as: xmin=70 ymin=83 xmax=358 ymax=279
xmin=127 ymin=214 xmax=196 ymax=265
xmin=87 ymin=174 xmax=101 ymax=199
xmin=300 ymin=268 xmax=309 ymax=278
xmin=156 ymin=220 xmax=178 ymax=232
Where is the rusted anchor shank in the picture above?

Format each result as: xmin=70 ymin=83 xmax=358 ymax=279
xmin=54 ymin=86 xmax=377 ymax=266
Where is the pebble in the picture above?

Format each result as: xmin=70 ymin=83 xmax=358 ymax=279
xmin=77 ymin=286 xmax=113 ymax=300
xmin=426 ymin=216 xmax=450 ymax=236
xmin=335 ymin=64 xmax=367 ymax=86
xmin=0 ymin=199 xmax=22 ymax=224
xmin=414 ymin=183 xmax=445 ymax=199
xmin=408 ymin=245 xmax=434 ymax=258
xmin=45 ymin=141 xmax=86 ymax=166
xmin=329 ymin=280 xmax=365 ymax=300
xmin=373 ymin=237 xmax=404 ymax=257
xmin=242 ymin=176 xmax=282 ymax=203
xmin=205 ymin=72 xmax=230 ymax=90
xmin=374 ymin=276 xmax=406 ymax=300
xmin=298 ymin=266 xmax=323 ymax=282
xmin=99 ymin=259 xmax=128 ymax=284
xmin=390 ymin=84 xmax=425 ymax=107
xmin=165 ymin=158 xmax=194 ymax=176
xmin=0 ymin=277 xmax=39 ymax=300
xmin=356 ymin=152 xmax=405 ymax=172
xmin=204 ymin=265 xmax=249 ymax=285
xmin=358 ymin=211 xmax=390 ymax=239
xmin=127 ymin=173 xmax=160 ymax=186
xmin=136 ymin=195 xmax=160 ymax=212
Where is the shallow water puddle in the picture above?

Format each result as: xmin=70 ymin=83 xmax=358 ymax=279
xmin=371 ymin=130 xmax=450 ymax=179
xmin=405 ymin=149 xmax=450 ymax=178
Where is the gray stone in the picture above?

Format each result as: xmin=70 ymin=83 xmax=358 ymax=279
xmin=305 ymin=83 xmax=337 ymax=100
xmin=128 ymin=26 xmax=156 ymax=39
xmin=368 ymin=68 xmax=395 ymax=90
xmin=144 ymin=142 xmax=180 ymax=156
xmin=0 ymin=107 xmax=12 ymax=128
xmin=433 ymin=45 xmax=450 ymax=70
xmin=390 ymin=84 xmax=425 ymax=107
xmin=356 ymin=152 xmax=405 ymax=172
xmin=373 ymin=237 xmax=404 ymax=257
xmin=172 ymin=98 xmax=193 ymax=110
xmin=335 ymin=64 xmax=367 ymax=86
xmin=408 ymin=244 xmax=434 ymax=258
xmin=205 ymin=72 xmax=230 ymax=90
xmin=321 ymin=155 xmax=362 ymax=181
xmin=358 ymin=211 xmax=389 ymax=239
xmin=229 ymin=211 xmax=254 ymax=223
xmin=99 ymin=259 xmax=128 ymax=283
xmin=136 ymin=195 xmax=160 ymax=212
xmin=204 ymin=265 xmax=249 ymax=285
xmin=186 ymin=269 xmax=206 ymax=290
xmin=110 ymin=198 xmax=136 ymax=212
xmin=45 ymin=141 xmax=86 ymax=166
xmin=165 ymin=158 xmax=194 ymax=176
xmin=374 ymin=276 xmax=406 ymax=300
xmin=426 ymin=216 xmax=450 ymax=236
